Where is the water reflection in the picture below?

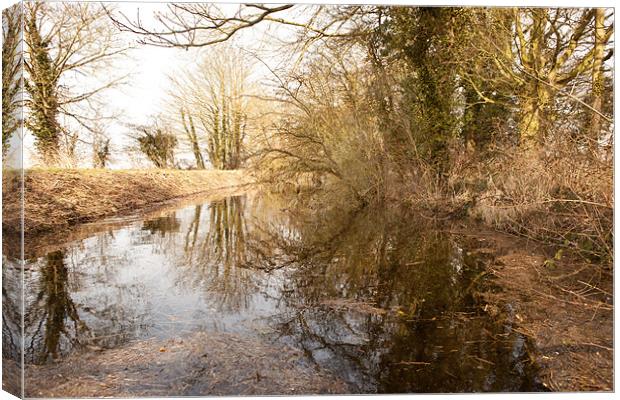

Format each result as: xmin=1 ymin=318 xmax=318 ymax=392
xmin=142 ymin=214 xmax=180 ymax=236
xmin=178 ymin=197 xmax=258 ymax=312
xmin=247 ymin=204 xmax=539 ymax=392
xmin=4 ymin=194 xmax=544 ymax=393
xmin=2 ymin=255 xmax=23 ymax=392
xmin=24 ymin=250 xmax=85 ymax=363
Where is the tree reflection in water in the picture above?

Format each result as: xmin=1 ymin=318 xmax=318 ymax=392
xmin=178 ymin=197 xmax=256 ymax=312
xmin=242 ymin=202 xmax=543 ymax=392
xmin=10 ymin=193 xmax=544 ymax=393
xmin=202 ymin=196 xmax=247 ymax=269
xmin=24 ymin=250 xmax=86 ymax=364
xmin=2 ymin=260 xmax=21 ymax=359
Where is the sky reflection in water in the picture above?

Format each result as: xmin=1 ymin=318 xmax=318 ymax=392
xmin=3 ymin=194 xmax=545 ymax=393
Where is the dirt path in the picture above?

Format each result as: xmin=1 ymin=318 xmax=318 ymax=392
xmin=25 ymin=332 xmax=346 ymax=397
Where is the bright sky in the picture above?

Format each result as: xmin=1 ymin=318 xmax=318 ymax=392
xmin=5 ymin=0 xmax=616 ymax=169
xmin=13 ymin=1 xmax=302 ymax=169
xmin=101 ymin=4 xmax=193 ymax=168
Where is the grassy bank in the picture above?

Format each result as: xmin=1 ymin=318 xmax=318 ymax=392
xmin=2 ymin=168 xmax=252 ymax=236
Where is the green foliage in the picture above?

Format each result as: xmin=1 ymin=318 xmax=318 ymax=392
xmin=380 ymin=7 xmax=462 ymax=171
xmin=135 ymin=123 xmax=178 ymax=169
xmin=24 ymin=3 xmax=61 ymax=164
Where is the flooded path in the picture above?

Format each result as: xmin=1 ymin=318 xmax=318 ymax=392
xmin=3 ymin=192 xmax=547 ymax=395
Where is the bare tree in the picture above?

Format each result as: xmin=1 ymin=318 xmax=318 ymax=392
xmin=168 ymin=46 xmax=252 ymax=170
xmin=107 ymin=4 xmax=366 ymax=48
xmin=487 ymin=8 xmax=613 ymax=150
xmin=250 ymin=43 xmax=385 ymax=201
xmin=107 ymin=2 xmax=377 ymax=78
xmin=23 ymin=1 xmax=128 ymax=165
xmin=2 ymin=3 xmax=23 ymax=159
xmin=180 ymin=108 xmax=205 ymax=169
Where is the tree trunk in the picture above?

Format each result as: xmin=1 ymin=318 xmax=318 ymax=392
xmin=518 ymin=96 xmax=540 ymax=150
xmin=519 ymin=82 xmax=551 ymax=151
xmin=589 ymin=8 xmax=606 ymax=142
xmin=181 ymin=109 xmax=205 ymax=169
xmin=24 ymin=3 xmax=61 ymax=165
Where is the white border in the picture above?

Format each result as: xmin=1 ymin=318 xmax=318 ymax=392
xmin=0 ymin=1 xmax=616 ymax=400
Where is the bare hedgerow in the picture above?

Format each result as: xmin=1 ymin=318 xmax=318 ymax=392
xmin=468 ymin=140 xmax=612 ymax=264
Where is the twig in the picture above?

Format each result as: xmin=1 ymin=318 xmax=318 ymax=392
xmin=577 ymin=280 xmax=612 ymax=297
xmin=394 ymin=361 xmax=431 ymax=366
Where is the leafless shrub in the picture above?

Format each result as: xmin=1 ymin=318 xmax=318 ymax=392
xmin=250 ymin=44 xmax=386 ymax=204
xmin=467 ymin=140 xmax=612 ymax=264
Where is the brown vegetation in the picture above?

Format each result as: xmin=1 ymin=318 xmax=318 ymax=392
xmin=459 ymin=228 xmax=613 ymax=391
xmin=25 ymin=331 xmax=346 ymax=397
xmin=466 ymin=147 xmax=613 ymax=265
xmin=406 ymin=138 xmax=615 ymax=267
xmin=2 ymin=168 xmax=252 ymax=236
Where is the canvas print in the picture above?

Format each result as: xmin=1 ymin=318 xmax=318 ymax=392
xmin=1 ymin=1 xmax=614 ymax=397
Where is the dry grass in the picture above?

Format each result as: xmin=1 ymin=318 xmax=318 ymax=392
xmin=443 ymin=144 xmax=613 ymax=265
xmin=2 ymin=168 xmax=253 ymax=236
xmin=402 ymin=143 xmax=613 ymax=392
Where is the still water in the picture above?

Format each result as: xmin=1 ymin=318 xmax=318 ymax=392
xmin=3 ymin=193 xmax=545 ymax=393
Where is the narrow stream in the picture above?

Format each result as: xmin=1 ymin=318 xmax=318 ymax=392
xmin=3 ymin=193 xmax=546 ymax=393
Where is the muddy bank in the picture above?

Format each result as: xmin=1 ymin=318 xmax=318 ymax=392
xmin=25 ymin=332 xmax=346 ymax=397
xmin=2 ymin=168 xmax=253 ymax=237
xmin=2 ymin=359 xmax=21 ymax=398
xmin=458 ymin=226 xmax=613 ymax=391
